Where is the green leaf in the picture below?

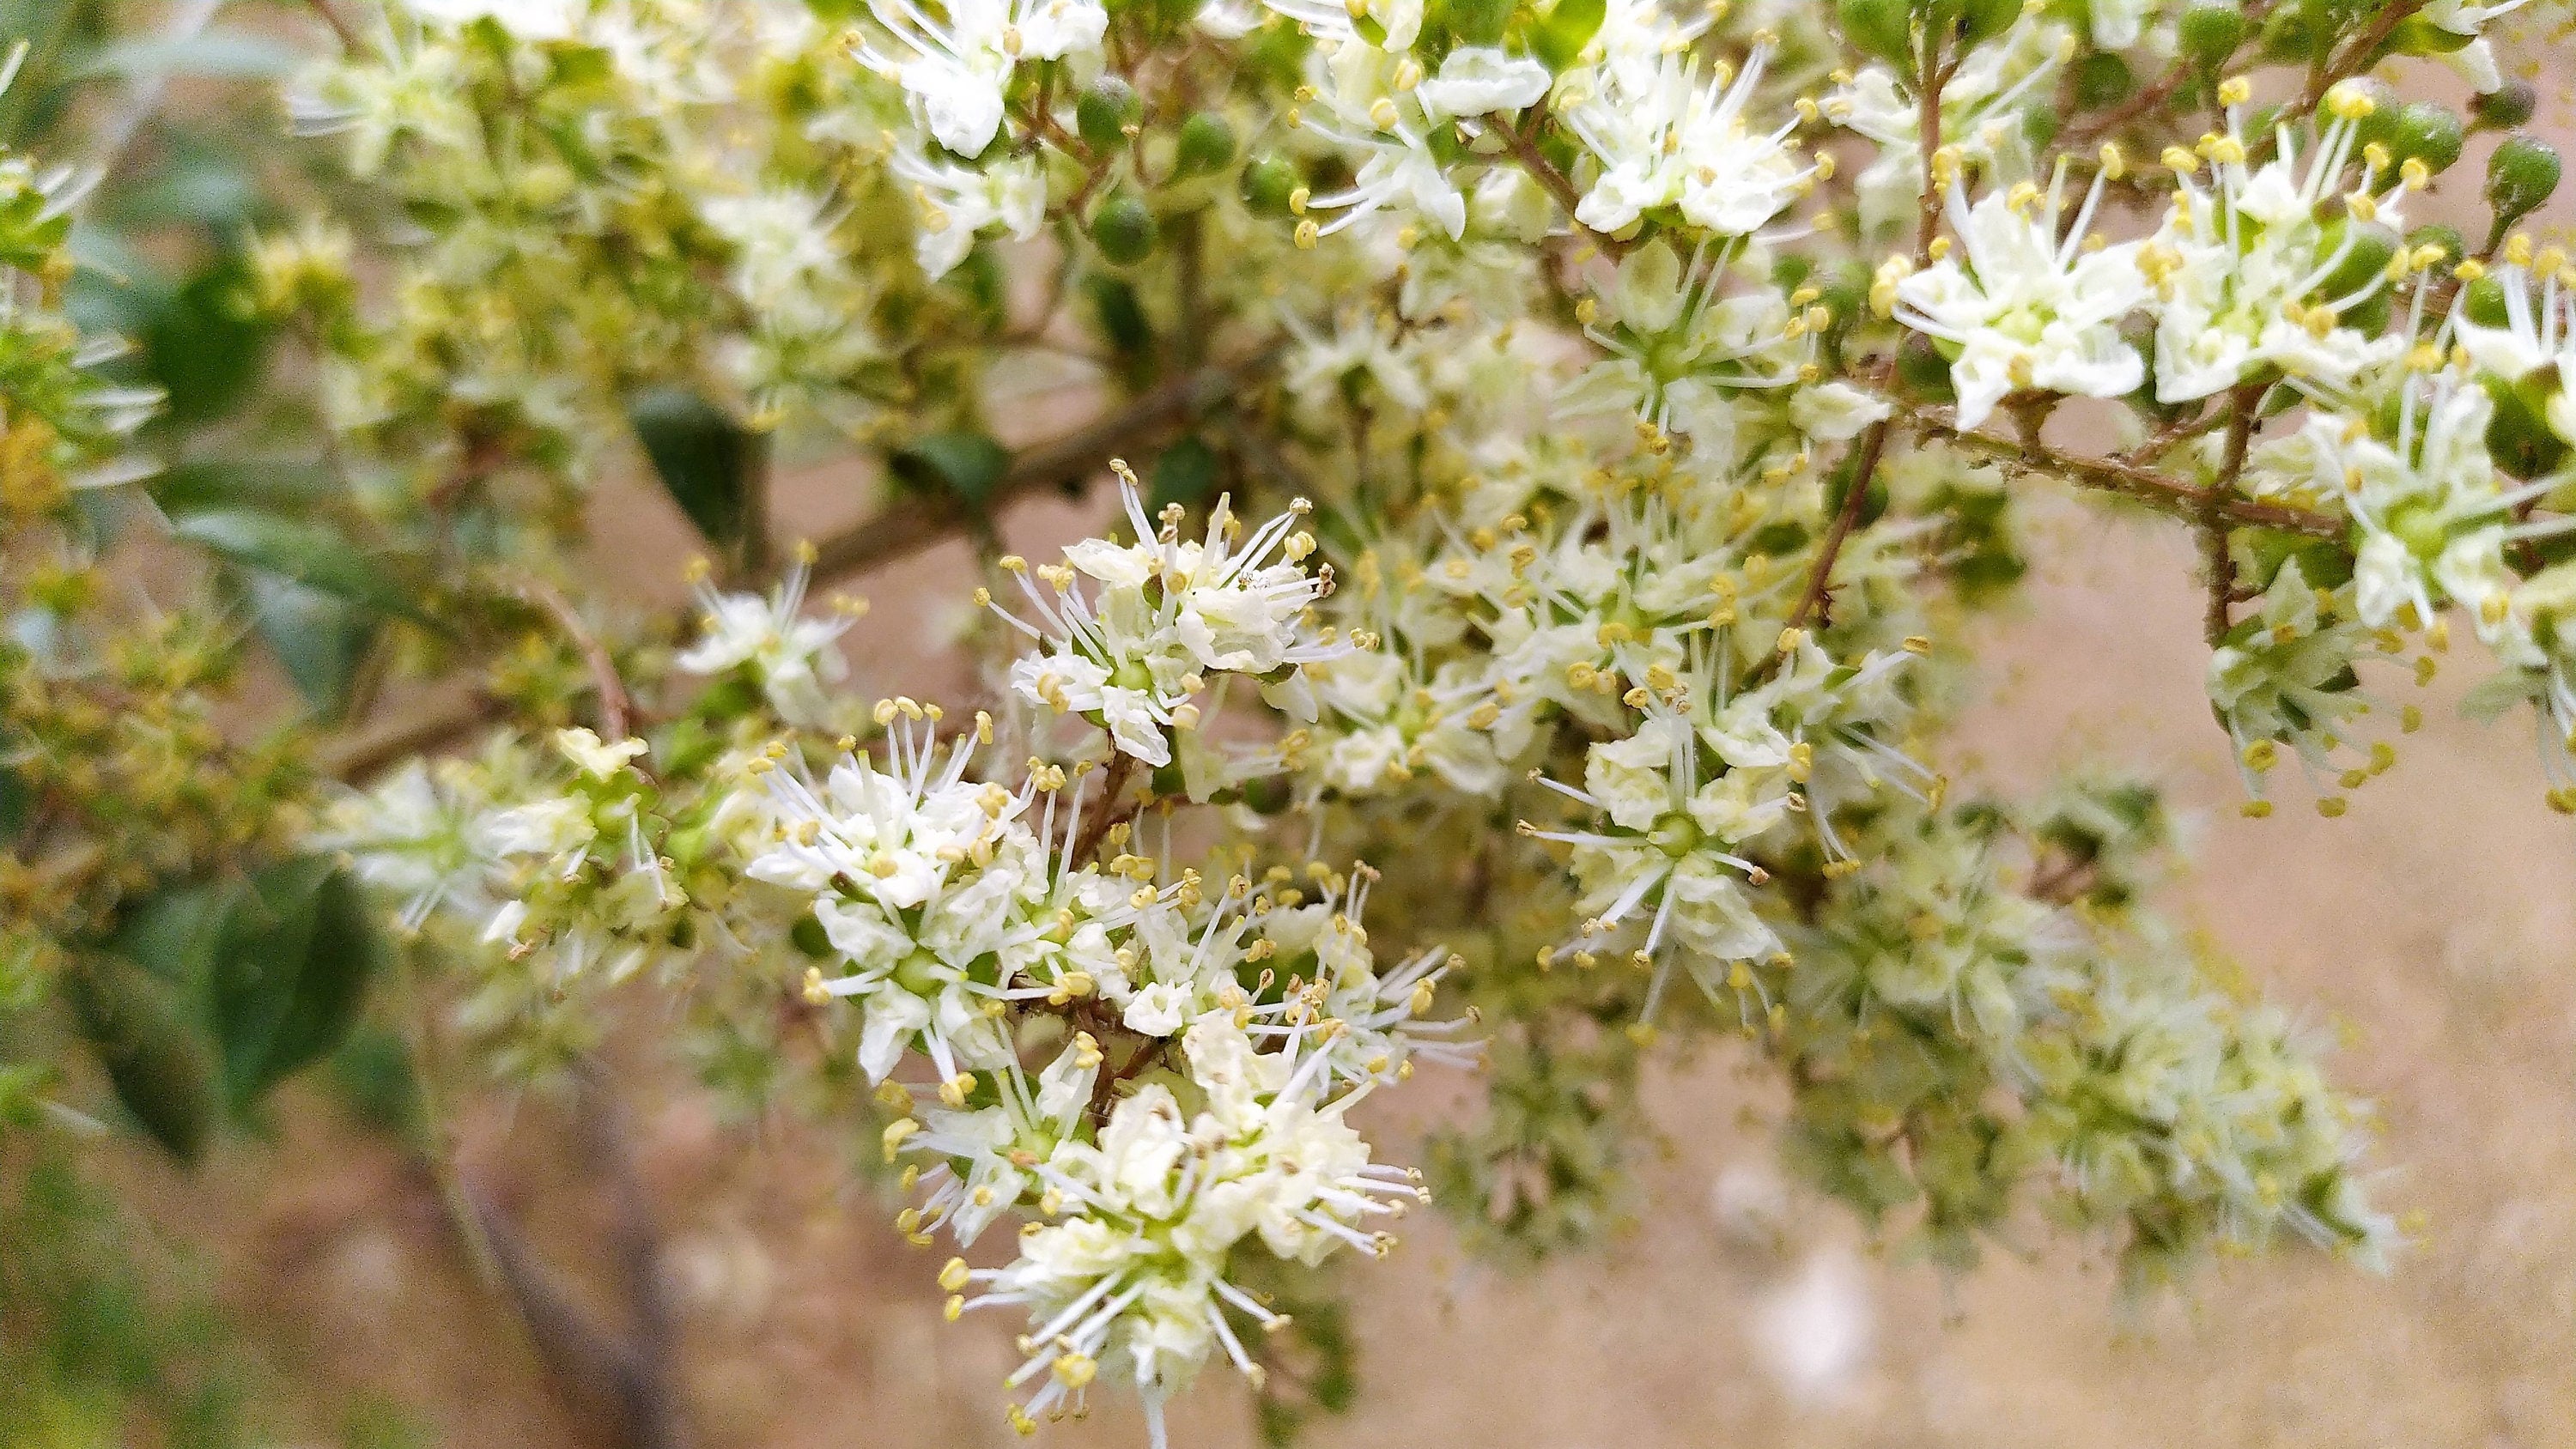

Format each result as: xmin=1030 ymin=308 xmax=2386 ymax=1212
xmin=207 ymin=859 xmax=386 ymax=1113
xmin=0 ymin=752 xmax=27 ymax=844
xmin=100 ymin=140 xmax=267 ymax=233
xmin=1529 ymin=0 xmax=1606 ymax=70
xmin=890 ymin=430 xmax=1012 ymax=507
xmin=628 ymin=387 xmax=764 ymax=555
xmin=76 ymin=30 xmax=301 ymax=81
xmin=149 ymin=457 xmax=338 ymax=518
xmin=64 ymin=955 xmax=220 ymax=1162
xmin=140 ymin=254 xmax=271 ymax=426
xmin=241 ymin=573 xmax=376 ymax=718
xmin=170 ymin=508 xmax=429 ymax=623
xmin=107 ymin=878 xmax=236 ymax=991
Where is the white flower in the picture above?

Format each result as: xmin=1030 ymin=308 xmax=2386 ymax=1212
xmin=890 ymin=148 xmax=1047 ymax=280
xmin=857 ymin=0 xmax=1109 ymax=155
xmin=676 ymin=556 xmax=852 ymax=726
xmin=554 ymin=727 xmax=647 ymax=781
xmin=2147 ymin=96 xmax=2409 ymax=403
xmin=1417 ymin=47 xmax=1550 ymax=118
xmin=1558 ymin=41 xmax=1814 ymax=238
xmin=1894 ymin=177 xmax=2148 ymax=429
xmin=991 ymin=475 xmax=1348 ymax=768
xmin=404 ymin=0 xmax=582 ymax=39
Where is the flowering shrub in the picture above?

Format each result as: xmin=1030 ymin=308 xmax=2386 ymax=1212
xmin=5 ymin=0 xmax=2574 ymax=1440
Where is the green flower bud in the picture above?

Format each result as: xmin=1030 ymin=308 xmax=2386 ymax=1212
xmin=2389 ymin=101 xmax=2465 ymax=175
xmin=2309 ymin=218 xmax=2398 ymax=305
xmin=2486 ymin=136 xmax=2561 ymax=234
xmin=2178 ymin=1 xmax=2244 ymax=71
xmin=1091 ymin=191 xmax=1157 ymax=265
xmin=1175 ymin=112 xmax=1236 ymax=177
xmin=1077 ymin=76 xmax=1142 ymax=155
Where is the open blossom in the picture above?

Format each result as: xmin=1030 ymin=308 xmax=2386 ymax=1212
xmin=1556 ymin=39 xmax=1814 ymax=238
xmin=855 ymin=0 xmax=1108 ymax=155
xmin=944 ymin=1013 xmax=1428 ymax=1446
xmin=675 ymin=555 xmax=855 ymax=727
xmin=1893 ymin=173 xmax=2148 ymax=429
xmin=989 ymin=470 xmax=1351 ymax=768
xmin=890 ymin=146 xmax=1047 ymax=279
xmin=2146 ymin=86 xmax=2410 ymax=403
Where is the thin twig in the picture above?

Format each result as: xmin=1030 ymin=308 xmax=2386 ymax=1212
xmin=515 ymin=574 xmax=635 ymax=741
xmin=1068 ymin=752 xmax=1141 ymax=868
xmin=1909 ymin=406 xmax=2344 ymax=539
xmin=1914 ymin=34 xmax=1948 ymax=264
xmin=304 ymin=0 xmax=361 ymax=52
xmin=1784 ymin=419 xmax=1893 ymax=638
xmin=2202 ymin=383 xmax=2263 ymax=646
xmin=1501 ymin=114 xmax=1625 ymax=259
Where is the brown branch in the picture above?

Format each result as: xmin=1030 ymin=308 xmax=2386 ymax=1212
xmin=303 ymin=0 xmax=360 ymax=52
xmin=1785 ymin=419 xmax=1893 ymax=639
xmin=1914 ymin=37 xmax=1949 ymax=264
xmin=462 ymin=1185 xmax=689 ymax=1449
xmin=1501 ymin=115 xmax=1625 ymax=259
xmin=516 ymin=574 xmax=635 ymax=742
xmin=1068 ymin=751 xmax=1141 ymax=868
xmin=1909 ymin=406 xmax=2344 ymax=539
xmin=2202 ymin=384 xmax=2263 ymax=646
xmin=325 ymin=358 xmax=1265 ymax=783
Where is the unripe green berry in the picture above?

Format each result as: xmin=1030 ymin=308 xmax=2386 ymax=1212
xmin=2460 ymin=276 xmax=2510 ymax=328
xmin=1091 ymin=191 xmax=1157 ymax=264
xmin=1241 ymin=154 xmax=1300 ymax=215
xmin=2486 ymin=136 xmax=2562 ymax=233
xmin=1175 ymin=112 xmax=1236 ymax=177
xmin=2472 ymin=81 xmax=2537 ymax=131
xmin=2403 ymin=223 xmax=2466 ymax=270
xmin=1077 ymin=77 xmax=1142 ymax=155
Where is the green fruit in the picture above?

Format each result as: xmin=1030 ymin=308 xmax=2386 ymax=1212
xmin=2486 ymin=136 xmax=2562 ymax=233
xmin=1076 ymin=76 xmax=1142 ymax=154
xmin=1175 ymin=112 xmax=1236 ymax=177
xmin=2178 ymin=1 xmax=2244 ymax=70
xmin=1241 ymin=154 xmax=1302 ymax=215
xmin=2390 ymin=100 xmax=2465 ymax=174
xmin=2347 ymin=77 xmax=2403 ymax=149
xmin=1837 ymin=0 xmax=1914 ymax=69
xmin=1091 ymin=191 xmax=1157 ymax=264
xmin=2473 ymin=81 xmax=2537 ymax=131
xmin=2460 ymin=275 xmax=2509 ymax=329
xmin=2310 ymin=218 xmax=2398 ymax=304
